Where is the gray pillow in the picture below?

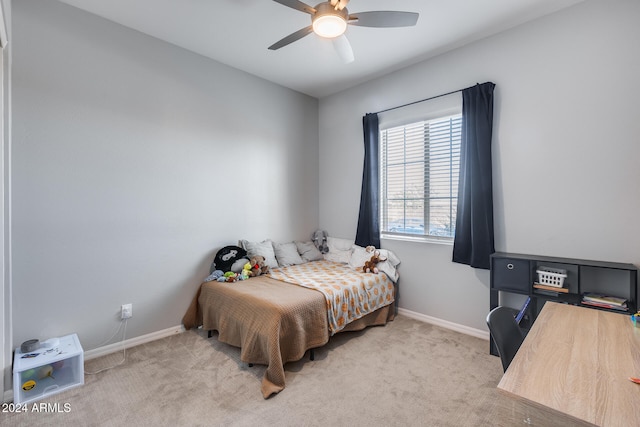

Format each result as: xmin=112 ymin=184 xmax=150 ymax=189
xmin=274 ymin=242 xmax=305 ymax=267
xmin=240 ymin=239 xmax=278 ymax=269
xmin=295 ymin=241 xmax=324 ymax=262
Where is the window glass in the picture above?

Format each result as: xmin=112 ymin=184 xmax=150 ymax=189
xmin=380 ymin=114 xmax=462 ymax=240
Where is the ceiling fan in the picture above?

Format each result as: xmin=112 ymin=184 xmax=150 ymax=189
xmin=268 ymin=0 xmax=419 ymax=63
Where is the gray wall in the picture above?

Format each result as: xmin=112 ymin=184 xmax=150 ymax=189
xmin=11 ymin=0 xmax=319 ymax=351
xmin=318 ymin=0 xmax=640 ymax=332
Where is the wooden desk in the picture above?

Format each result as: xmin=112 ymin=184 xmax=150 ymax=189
xmin=498 ymin=302 xmax=640 ymax=426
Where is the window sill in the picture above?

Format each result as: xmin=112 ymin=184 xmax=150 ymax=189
xmin=381 ymin=234 xmax=454 ymax=246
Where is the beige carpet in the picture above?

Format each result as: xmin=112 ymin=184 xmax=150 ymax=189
xmin=3 ymin=315 xmax=540 ymax=426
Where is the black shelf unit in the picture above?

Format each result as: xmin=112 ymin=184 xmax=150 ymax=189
xmin=489 ymin=252 xmax=638 ymax=355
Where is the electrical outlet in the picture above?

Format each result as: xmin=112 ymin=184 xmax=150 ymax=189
xmin=121 ymin=303 xmax=133 ymax=319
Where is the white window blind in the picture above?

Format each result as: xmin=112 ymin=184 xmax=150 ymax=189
xmin=380 ymin=114 xmax=462 ymax=239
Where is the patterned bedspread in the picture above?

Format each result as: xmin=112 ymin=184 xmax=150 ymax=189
xmin=268 ymin=260 xmax=395 ymax=334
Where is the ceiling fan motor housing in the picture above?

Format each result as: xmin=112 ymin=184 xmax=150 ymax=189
xmin=312 ymin=2 xmax=349 ymax=38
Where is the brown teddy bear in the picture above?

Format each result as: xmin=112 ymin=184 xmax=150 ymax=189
xmin=248 ymin=255 xmax=269 ymax=277
xmin=362 ymin=249 xmax=387 ymax=274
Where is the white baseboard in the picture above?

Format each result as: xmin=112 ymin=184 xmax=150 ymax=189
xmin=398 ymin=308 xmax=490 ymax=341
xmin=84 ymin=325 xmax=184 ymax=361
xmin=3 ymin=325 xmax=185 ymax=403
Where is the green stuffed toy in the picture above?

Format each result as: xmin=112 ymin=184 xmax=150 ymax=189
xmin=241 ymin=262 xmax=252 ymax=280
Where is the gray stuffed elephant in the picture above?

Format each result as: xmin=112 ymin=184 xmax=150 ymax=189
xmin=311 ymin=229 xmax=329 ymax=254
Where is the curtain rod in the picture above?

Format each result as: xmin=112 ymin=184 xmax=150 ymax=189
xmin=372 ymin=85 xmax=471 ymax=115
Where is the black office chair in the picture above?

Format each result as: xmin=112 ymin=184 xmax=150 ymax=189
xmin=486 ymin=306 xmax=526 ymax=372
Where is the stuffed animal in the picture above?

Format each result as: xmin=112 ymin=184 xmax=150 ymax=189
xmin=312 ymin=229 xmax=329 ymax=254
xmin=362 ymin=249 xmax=387 ymax=274
xmin=218 ymin=271 xmax=239 ymax=283
xmin=218 ymin=270 xmax=250 ymax=283
xmin=205 ymin=270 xmax=224 ymax=282
xmin=248 ymin=255 xmax=269 ymax=277
xmin=242 ymin=262 xmax=252 ymax=279
xmin=212 ymin=245 xmax=249 ymax=274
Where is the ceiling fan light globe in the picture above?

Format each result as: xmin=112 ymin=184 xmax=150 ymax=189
xmin=312 ymin=15 xmax=347 ymax=38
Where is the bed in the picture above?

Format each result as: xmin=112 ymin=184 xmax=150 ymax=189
xmin=182 ymin=258 xmax=397 ymax=398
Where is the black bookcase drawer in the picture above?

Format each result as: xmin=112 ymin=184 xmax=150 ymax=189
xmin=492 ymin=258 xmax=530 ymax=293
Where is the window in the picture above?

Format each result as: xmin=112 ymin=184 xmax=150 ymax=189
xmin=380 ymin=114 xmax=462 ymax=240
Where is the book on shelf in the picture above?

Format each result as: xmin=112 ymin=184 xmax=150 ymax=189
xmin=515 ymin=297 xmax=531 ymax=324
xmin=533 ymin=283 xmax=569 ymax=293
xmin=582 ymin=292 xmax=627 ymax=306
xmin=581 ymin=300 xmax=628 ymax=311
xmin=534 ymin=289 xmax=562 ymax=297
xmin=581 ymin=292 xmax=628 ymax=311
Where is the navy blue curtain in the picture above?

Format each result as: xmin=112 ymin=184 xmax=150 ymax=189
xmin=355 ymin=113 xmax=381 ymax=248
xmin=452 ymin=82 xmax=496 ymax=269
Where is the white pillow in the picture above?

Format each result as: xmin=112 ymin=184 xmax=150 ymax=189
xmin=348 ymin=245 xmax=401 ymax=282
xmin=273 ymin=242 xmax=304 ymax=267
xmin=324 ymin=236 xmax=354 ymax=263
xmin=295 ymin=241 xmax=324 ymax=262
xmin=240 ymin=239 xmax=278 ymax=269
xmin=377 ymin=248 xmax=401 ymax=282
xmin=377 ymin=260 xmax=400 ymax=283
xmin=348 ymin=245 xmax=372 ymax=270
xmin=378 ymin=249 xmax=401 ymax=267
xmin=327 ymin=237 xmax=354 ymax=251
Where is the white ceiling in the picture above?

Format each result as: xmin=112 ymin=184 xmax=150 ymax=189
xmin=57 ymin=0 xmax=584 ymax=98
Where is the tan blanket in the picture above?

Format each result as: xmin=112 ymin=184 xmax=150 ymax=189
xmin=182 ymin=271 xmax=394 ymax=398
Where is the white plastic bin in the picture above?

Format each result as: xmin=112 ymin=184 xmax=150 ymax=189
xmin=536 ymin=266 xmax=567 ymax=288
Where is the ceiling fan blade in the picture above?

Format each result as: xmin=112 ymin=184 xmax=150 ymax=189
xmin=332 ymin=35 xmax=354 ymax=63
xmin=268 ymin=26 xmax=314 ymax=50
xmin=272 ymin=0 xmax=316 ymax=15
xmin=348 ymin=11 xmax=419 ymax=28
